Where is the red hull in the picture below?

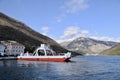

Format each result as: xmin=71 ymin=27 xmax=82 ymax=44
xmin=17 ymin=58 xmax=70 ymax=62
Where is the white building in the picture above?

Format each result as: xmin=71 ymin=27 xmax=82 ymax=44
xmin=8 ymin=42 xmax=25 ymax=56
xmin=0 ymin=44 xmax=5 ymax=56
xmin=1 ymin=41 xmax=25 ymax=56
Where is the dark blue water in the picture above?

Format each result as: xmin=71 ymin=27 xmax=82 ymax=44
xmin=0 ymin=56 xmax=120 ymax=80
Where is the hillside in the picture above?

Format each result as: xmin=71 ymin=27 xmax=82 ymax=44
xmin=61 ymin=37 xmax=118 ymax=55
xmin=101 ymin=44 xmax=120 ymax=55
xmin=0 ymin=12 xmax=67 ymax=53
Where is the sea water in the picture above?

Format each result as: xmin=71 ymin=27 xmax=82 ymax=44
xmin=0 ymin=56 xmax=120 ymax=80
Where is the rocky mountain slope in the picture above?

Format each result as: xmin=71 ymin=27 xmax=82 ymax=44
xmin=0 ymin=12 xmax=67 ymax=53
xmin=61 ymin=37 xmax=118 ymax=55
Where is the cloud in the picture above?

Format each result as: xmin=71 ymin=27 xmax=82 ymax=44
xmin=55 ymin=0 xmax=89 ymax=23
xmin=41 ymin=27 xmax=49 ymax=35
xmin=58 ymin=26 xmax=120 ymax=43
xmin=90 ymin=36 xmax=120 ymax=42
xmin=81 ymin=30 xmax=89 ymax=36
xmin=61 ymin=26 xmax=80 ymax=39
xmin=63 ymin=0 xmax=89 ymax=14
xmin=59 ymin=26 xmax=89 ymax=42
xmin=55 ymin=13 xmax=66 ymax=23
xmin=90 ymin=36 xmax=112 ymax=41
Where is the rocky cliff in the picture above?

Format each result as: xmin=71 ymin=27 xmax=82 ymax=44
xmin=0 ymin=12 xmax=67 ymax=53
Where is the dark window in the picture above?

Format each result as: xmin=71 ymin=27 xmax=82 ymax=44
xmin=46 ymin=50 xmax=53 ymax=56
xmin=38 ymin=50 xmax=45 ymax=56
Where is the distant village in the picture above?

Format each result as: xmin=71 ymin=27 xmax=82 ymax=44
xmin=0 ymin=40 xmax=25 ymax=56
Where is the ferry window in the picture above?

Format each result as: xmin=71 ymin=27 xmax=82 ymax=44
xmin=46 ymin=50 xmax=53 ymax=56
xmin=38 ymin=50 xmax=45 ymax=56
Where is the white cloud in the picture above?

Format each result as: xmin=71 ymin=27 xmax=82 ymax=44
xmin=61 ymin=26 xmax=80 ymax=39
xmin=55 ymin=0 xmax=89 ymax=23
xmin=55 ymin=13 xmax=66 ymax=23
xmin=90 ymin=36 xmax=120 ymax=42
xmin=41 ymin=27 xmax=49 ymax=35
xmin=81 ymin=30 xmax=89 ymax=36
xmin=59 ymin=26 xmax=89 ymax=43
xmin=57 ymin=39 xmax=73 ymax=43
xmin=64 ymin=0 xmax=89 ymax=14
xmin=57 ymin=26 xmax=120 ymax=43
xmin=90 ymin=36 xmax=112 ymax=41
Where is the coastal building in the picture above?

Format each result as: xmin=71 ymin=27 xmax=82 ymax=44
xmin=0 ymin=44 xmax=5 ymax=56
xmin=1 ymin=41 xmax=25 ymax=56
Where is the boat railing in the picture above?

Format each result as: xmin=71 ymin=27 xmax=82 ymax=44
xmin=56 ymin=53 xmax=68 ymax=56
xmin=20 ymin=53 xmax=33 ymax=56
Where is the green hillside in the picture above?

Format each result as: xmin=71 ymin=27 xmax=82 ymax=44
xmin=0 ymin=12 xmax=67 ymax=53
xmin=101 ymin=44 xmax=120 ymax=55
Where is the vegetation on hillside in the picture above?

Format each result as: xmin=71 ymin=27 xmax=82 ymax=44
xmin=101 ymin=44 xmax=120 ymax=55
xmin=0 ymin=12 xmax=67 ymax=53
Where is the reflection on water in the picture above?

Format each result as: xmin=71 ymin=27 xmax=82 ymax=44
xmin=0 ymin=56 xmax=120 ymax=80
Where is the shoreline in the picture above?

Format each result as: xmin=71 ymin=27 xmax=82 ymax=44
xmin=0 ymin=57 xmax=17 ymax=60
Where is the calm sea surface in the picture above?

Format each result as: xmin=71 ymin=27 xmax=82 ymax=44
xmin=0 ymin=56 xmax=120 ymax=80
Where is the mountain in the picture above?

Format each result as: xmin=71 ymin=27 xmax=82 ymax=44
xmin=0 ymin=12 xmax=67 ymax=53
xmin=61 ymin=37 xmax=118 ymax=55
xmin=101 ymin=44 xmax=120 ymax=55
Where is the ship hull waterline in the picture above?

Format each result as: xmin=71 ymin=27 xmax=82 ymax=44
xmin=17 ymin=56 xmax=71 ymax=62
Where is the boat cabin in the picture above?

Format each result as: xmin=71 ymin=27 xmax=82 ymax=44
xmin=33 ymin=44 xmax=55 ymax=56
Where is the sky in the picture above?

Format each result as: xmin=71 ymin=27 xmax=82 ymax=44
xmin=0 ymin=0 xmax=120 ymax=42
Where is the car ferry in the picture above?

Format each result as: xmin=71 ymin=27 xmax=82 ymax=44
xmin=17 ymin=44 xmax=71 ymax=62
